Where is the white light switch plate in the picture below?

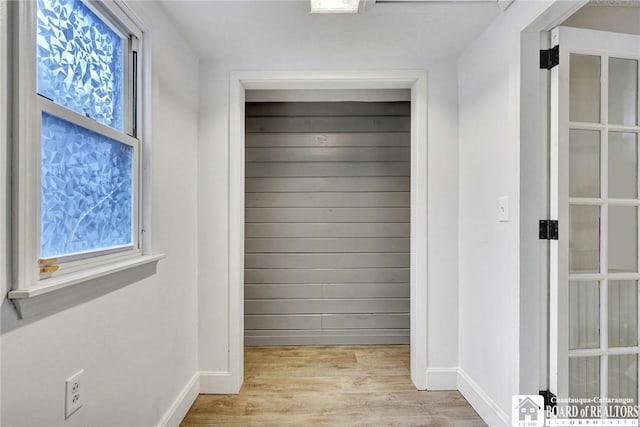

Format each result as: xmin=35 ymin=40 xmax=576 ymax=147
xmin=498 ymin=196 xmax=509 ymax=222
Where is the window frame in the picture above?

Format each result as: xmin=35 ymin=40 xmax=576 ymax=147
xmin=38 ymin=100 xmax=140 ymax=267
xmin=9 ymin=0 xmax=161 ymax=306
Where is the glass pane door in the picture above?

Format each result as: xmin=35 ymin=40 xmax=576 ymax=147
xmin=550 ymin=26 xmax=640 ymax=410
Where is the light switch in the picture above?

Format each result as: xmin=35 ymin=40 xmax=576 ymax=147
xmin=498 ymin=196 xmax=509 ymax=222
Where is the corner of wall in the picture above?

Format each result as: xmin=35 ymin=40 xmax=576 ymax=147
xmin=157 ymin=373 xmax=200 ymax=427
xmin=458 ymin=369 xmax=509 ymax=427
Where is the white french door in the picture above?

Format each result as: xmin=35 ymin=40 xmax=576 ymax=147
xmin=550 ymin=26 xmax=640 ymax=405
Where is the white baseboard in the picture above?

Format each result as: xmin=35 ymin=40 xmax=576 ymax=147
xmin=457 ymin=368 xmax=509 ymax=427
xmin=199 ymin=370 xmax=241 ymax=394
xmin=158 ymin=372 xmax=200 ymax=427
xmin=425 ymin=367 xmax=458 ymax=390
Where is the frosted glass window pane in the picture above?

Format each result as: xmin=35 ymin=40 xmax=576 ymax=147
xmin=608 ymin=206 xmax=637 ymax=273
xmin=570 ymin=54 xmax=601 ymax=123
xmin=609 ymin=132 xmax=637 ymax=199
xmin=569 ymin=357 xmax=600 ymax=401
xmin=570 ymin=205 xmax=600 ymax=273
xmin=609 ymin=58 xmax=638 ymax=126
xmin=41 ymin=112 xmax=133 ymax=258
xmin=608 ymin=355 xmax=638 ymax=407
xmin=37 ymin=0 xmax=124 ymax=130
xmin=608 ymin=281 xmax=638 ymax=348
xmin=569 ymin=280 xmax=600 ymax=350
xmin=570 ymin=129 xmax=600 ymax=198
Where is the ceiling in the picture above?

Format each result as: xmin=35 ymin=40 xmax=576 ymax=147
xmin=158 ymin=0 xmax=503 ymax=65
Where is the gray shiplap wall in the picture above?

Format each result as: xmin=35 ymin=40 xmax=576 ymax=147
xmin=245 ymin=102 xmax=410 ymax=345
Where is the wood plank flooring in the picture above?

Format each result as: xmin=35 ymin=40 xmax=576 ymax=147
xmin=180 ymin=345 xmax=486 ymax=426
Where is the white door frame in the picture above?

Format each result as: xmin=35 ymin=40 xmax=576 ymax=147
xmin=227 ymin=70 xmax=429 ymax=391
xmin=519 ymin=0 xmax=589 ymax=396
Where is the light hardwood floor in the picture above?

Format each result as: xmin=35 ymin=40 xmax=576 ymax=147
xmin=181 ymin=345 xmax=486 ymax=426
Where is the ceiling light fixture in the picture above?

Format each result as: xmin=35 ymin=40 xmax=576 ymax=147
xmin=310 ymin=0 xmax=361 ymax=14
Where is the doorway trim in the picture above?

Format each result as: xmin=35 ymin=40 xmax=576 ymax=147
xmin=518 ymin=0 xmax=588 ymax=397
xmin=227 ymin=70 xmax=428 ymax=391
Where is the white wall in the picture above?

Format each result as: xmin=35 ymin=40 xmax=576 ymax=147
xmin=198 ymin=59 xmax=461 ymax=385
xmin=457 ymin=1 xmax=583 ymax=425
xmin=458 ymin=12 xmax=521 ymax=421
xmin=0 ymin=2 xmax=199 ymax=426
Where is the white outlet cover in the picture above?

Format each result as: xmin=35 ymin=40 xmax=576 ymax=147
xmin=65 ymin=370 xmax=84 ymax=418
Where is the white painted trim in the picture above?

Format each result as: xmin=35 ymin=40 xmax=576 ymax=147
xmin=518 ymin=0 xmax=588 ymax=396
xmin=0 ymin=6 xmax=9 ymax=427
xmin=0 ymin=0 xmax=9 ymax=301
xmin=229 ymin=69 xmax=429 ymax=393
xmin=410 ymin=71 xmax=428 ymax=390
xmin=38 ymin=97 xmax=139 ymax=147
xmin=228 ymin=74 xmax=245 ymax=395
xmin=199 ymin=371 xmax=237 ymax=394
xmin=8 ymin=254 xmax=164 ymax=299
xmin=245 ymin=89 xmax=410 ymax=103
xmin=13 ymin=0 xmax=38 ymax=295
xmin=425 ymin=367 xmax=458 ymax=390
xmin=157 ymin=373 xmax=199 ymax=427
xmin=8 ymin=255 xmax=163 ymax=318
xmin=458 ymin=368 xmax=509 ymax=427
xmin=139 ymin=20 xmax=154 ymax=256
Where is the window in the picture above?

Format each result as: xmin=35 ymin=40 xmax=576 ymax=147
xmin=37 ymin=0 xmax=136 ymax=263
xmin=40 ymin=112 xmax=134 ymax=259
xmin=10 ymin=0 xmax=161 ymax=308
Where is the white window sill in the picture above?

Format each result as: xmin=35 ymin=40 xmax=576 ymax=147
xmin=8 ymin=254 xmax=165 ymax=318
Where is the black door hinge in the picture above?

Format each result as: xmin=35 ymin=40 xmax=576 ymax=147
xmin=540 ymin=45 xmax=559 ymax=69
xmin=539 ymin=220 xmax=558 ymax=240
xmin=539 ymin=390 xmax=557 ymax=411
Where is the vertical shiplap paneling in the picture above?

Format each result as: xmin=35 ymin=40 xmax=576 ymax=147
xmin=245 ymin=102 xmax=410 ymax=345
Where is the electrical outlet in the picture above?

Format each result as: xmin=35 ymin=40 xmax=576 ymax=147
xmin=65 ymin=370 xmax=84 ymax=418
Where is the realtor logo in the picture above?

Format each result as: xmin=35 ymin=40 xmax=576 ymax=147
xmin=512 ymin=395 xmax=544 ymax=427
